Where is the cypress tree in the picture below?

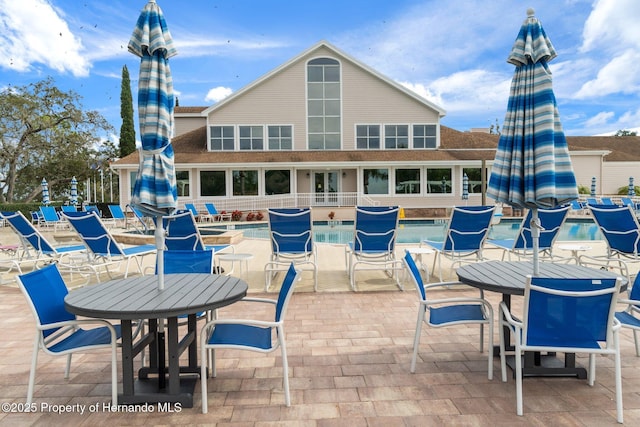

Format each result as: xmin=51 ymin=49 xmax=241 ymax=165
xmin=119 ymin=65 xmax=136 ymax=158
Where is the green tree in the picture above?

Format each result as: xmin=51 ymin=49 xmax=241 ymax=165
xmin=119 ymin=65 xmax=136 ymax=158
xmin=0 ymin=77 xmax=115 ymax=203
xmin=614 ymin=129 xmax=637 ymax=136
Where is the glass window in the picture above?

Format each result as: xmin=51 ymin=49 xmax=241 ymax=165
xmin=232 ymin=170 xmax=258 ymax=196
xmin=356 ymin=125 xmax=381 ymax=149
xmin=175 ymin=170 xmax=190 ymax=197
xmin=265 ymin=170 xmax=291 ymax=195
xmin=307 ymin=58 xmax=341 ymax=150
xmin=395 ymin=169 xmax=421 ymax=194
xmin=239 ymin=126 xmax=263 ymax=150
xmin=413 ymin=124 xmax=437 ymax=148
xmin=426 ymin=168 xmax=452 ymax=194
xmin=268 ymin=126 xmax=292 ymax=150
xmin=384 ymin=125 xmax=409 ymax=149
xmin=463 ymin=167 xmax=483 ymax=194
xmin=363 ymin=169 xmax=389 ymax=194
xmin=209 ymin=126 xmax=234 ymax=151
xmin=200 ymin=171 xmax=226 ymax=197
xmin=129 ymin=171 xmax=137 ymax=196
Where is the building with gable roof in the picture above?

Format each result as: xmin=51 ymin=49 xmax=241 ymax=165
xmin=111 ymin=41 xmax=640 ymax=214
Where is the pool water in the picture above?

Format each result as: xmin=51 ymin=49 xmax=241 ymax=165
xmin=204 ymin=218 xmax=601 ymax=245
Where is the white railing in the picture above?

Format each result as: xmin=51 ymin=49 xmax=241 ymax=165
xmin=184 ymin=192 xmax=379 ymax=212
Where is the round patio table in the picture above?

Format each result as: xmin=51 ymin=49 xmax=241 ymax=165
xmin=457 ymin=260 xmax=626 ymax=378
xmin=65 ymin=273 xmax=247 ymax=407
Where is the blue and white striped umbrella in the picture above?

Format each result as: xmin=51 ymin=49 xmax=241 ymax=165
xmin=128 ymin=0 xmax=177 ymax=292
xmin=486 ymin=9 xmax=578 ymax=274
xmin=70 ymin=176 xmax=78 ymax=206
xmin=41 ymin=178 xmax=50 ymax=205
xmin=591 ymin=176 xmax=597 ymax=197
xmin=462 ymin=173 xmax=469 ymax=203
xmin=629 ymin=177 xmax=635 ymax=197
xmin=128 ymin=0 xmax=177 ymax=218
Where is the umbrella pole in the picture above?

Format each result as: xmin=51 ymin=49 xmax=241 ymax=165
xmin=154 ymin=216 xmax=167 ymax=388
xmin=531 ymin=208 xmax=541 ymax=276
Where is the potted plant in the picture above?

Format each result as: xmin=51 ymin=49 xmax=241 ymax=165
xmin=328 ymin=211 xmax=335 ymax=220
xmin=231 ymin=210 xmax=242 ymax=221
xmin=246 ymin=212 xmax=256 ymax=221
xmin=256 ymin=211 xmax=264 ymax=221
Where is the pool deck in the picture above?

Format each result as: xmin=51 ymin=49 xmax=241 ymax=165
xmin=1 ymin=222 xmax=640 ymax=425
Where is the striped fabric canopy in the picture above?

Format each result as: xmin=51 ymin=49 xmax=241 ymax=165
xmin=70 ymin=176 xmax=78 ymax=206
xmin=487 ymin=9 xmax=578 ymax=210
xmin=128 ymin=0 xmax=177 ymax=217
xmin=462 ymin=173 xmax=469 ymax=201
xmin=41 ymin=178 xmax=49 ymax=205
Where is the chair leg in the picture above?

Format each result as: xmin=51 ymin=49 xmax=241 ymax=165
xmin=200 ymin=337 xmax=208 ymax=414
xmin=486 ymin=317 xmax=493 ymax=381
xmin=588 ymin=354 xmax=596 ymax=386
xmin=65 ymin=354 xmax=72 ymax=378
xmin=278 ymin=332 xmax=291 ymax=407
xmin=27 ymin=334 xmax=40 ymax=405
xmin=499 ymin=317 xmax=507 ymax=382
xmin=634 ymin=330 xmax=640 ymax=356
xmin=110 ymin=340 xmax=118 ymax=406
xmin=410 ymin=310 xmax=425 ymax=373
xmin=614 ymin=334 xmax=623 ymax=423
xmin=515 ymin=342 xmax=523 ymax=416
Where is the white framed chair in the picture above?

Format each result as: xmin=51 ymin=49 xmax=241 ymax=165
xmin=17 ymin=263 xmax=121 ymax=405
xmin=403 ymin=251 xmax=494 ymax=379
xmin=616 ymin=274 xmax=640 ymax=357
xmin=200 ymin=263 xmax=300 ymax=412
xmin=422 ymin=205 xmax=495 ymax=281
xmin=499 ymin=275 xmax=624 ymax=423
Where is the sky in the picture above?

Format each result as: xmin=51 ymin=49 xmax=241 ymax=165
xmin=1 ymin=0 xmax=639 ymax=145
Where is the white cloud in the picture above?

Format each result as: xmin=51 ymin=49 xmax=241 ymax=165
xmin=585 ymin=111 xmax=614 ymax=128
xmin=581 ymin=0 xmax=640 ymax=54
xmin=205 ymin=86 xmax=233 ymax=103
xmin=575 ymin=49 xmax=640 ymax=98
xmin=0 ymin=0 xmax=90 ymax=76
xmin=427 ymin=69 xmax=511 ymax=113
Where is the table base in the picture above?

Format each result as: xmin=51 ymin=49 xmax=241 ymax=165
xmin=502 ymin=352 xmax=587 ymax=379
xmin=119 ymin=376 xmax=198 ymax=408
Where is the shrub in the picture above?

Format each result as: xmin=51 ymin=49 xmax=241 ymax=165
xmin=255 ymin=211 xmax=264 ymax=221
xmin=246 ymin=212 xmax=256 ymax=221
xmin=231 ymin=210 xmax=242 ymax=221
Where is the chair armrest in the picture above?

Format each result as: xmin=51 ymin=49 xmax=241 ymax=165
xmin=240 ymin=297 xmax=277 ymax=305
xmin=499 ymin=301 xmax=522 ymax=328
xmin=423 ymin=281 xmax=486 ymax=299
xmin=202 ymin=318 xmax=280 ymax=332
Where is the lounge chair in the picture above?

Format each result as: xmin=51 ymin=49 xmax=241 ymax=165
xmin=200 ymin=263 xmax=300 ymax=412
xmin=403 ymin=251 xmax=493 ymax=379
xmin=345 ymin=206 xmax=403 ymax=291
xmin=0 ymin=211 xmax=86 ymax=275
xmin=204 ymin=203 xmax=232 ymax=222
xmin=621 ymin=197 xmax=639 ymax=211
xmin=163 ymin=210 xmax=233 ymax=254
xmin=570 ymin=200 xmax=586 ymax=215
xmin=185 ymin=203 xmax=205 ymax=222
xmin=108 ymin=204 xmax=127 ymax=228
xmin=63 ymin=211 xmax=157 ymax=278
xmin=580 ymin=204 xmax=640 ymax=280
xmin=601 ymin=197 xmax=616 ymax=206
xmin=499 ymin=276 xmax=623 ymax=422
xmin=421 ymin=205 xmax=495 ymax=281
xmin=39 ymin=206 xmax=66 ymax=231
xmin=487 ymin=206 xmax=570 ymax=261
xmin=17 ymin=263 xmax=121 ymax=406
xmin=265 ymin=208 xmax=318 ymax=291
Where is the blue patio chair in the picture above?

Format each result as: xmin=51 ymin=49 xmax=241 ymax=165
xmin=84 ymin=205 xmax=101 ymax=216
xmin=499 ymin=276 xmax=623 ymax=422
xmin=0 ymin=211 xmax=86 ymax=275
xmin=581 ymin=204 xmax=640 ymax=280
xmin=403 ymin=252 xmax=493 ymax=379
xmin=17 ymin=263 xmax=121 ymax=405
xmin=601 ymin=197 xmax=616 ymax=206
xmin=620 ymin=197 xmax=639 ymax=211
xmin=345 ymin=206 xmax=403 ymax=291
xmin=616 ymin=274 xmax=640 ymax=357
xmin=61 ymin=205 xmax=77 ymax=213
xmin=30 ymin=211 xmax=42 ymax=225
xmin=39 ymin=206 xmax=66 ymax=231
xmin=107 ymin=204 xmax=127 ymax=227
xmin=184 ymin=203 xmax=205 ymax=222
xmin=265 ymin=208 xmax=317 ymax=291
xmin=422 ymin=205 xmax=495 ymax=281
xmin=200 ymin=263 xmax=300 ymax=412
xmin=487 ymin=206 xmax=570 ymax=261
xmin=204 ymin=202 xmax=232 ymax=222
xmin=586 ymin=197 xmax=600 ymax=206
xmin=62 ymin=211 xmax=157 ymax=278
xmin=163 ymin=210 xmax=233 ymax=254
xmin=570 ymin=200 xmax=586 ymax=215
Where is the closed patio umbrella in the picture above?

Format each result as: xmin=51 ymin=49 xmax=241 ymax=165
xmin=129 ymin=0 xmax=178 ymax=291
xmin=70 ymin=176 xmax=78 ymax=206
xmin=487 ymin=8 xmax=578 ymax=275
xmin=462 ymin=173 xmax=469 ymax=205
xmin=629 ymin=177 xmax=635 ymax=197
xmin=41 ymin=178 xmax=50 ymax=205
xmin=591 ymin=176 xmax=597 ymax=197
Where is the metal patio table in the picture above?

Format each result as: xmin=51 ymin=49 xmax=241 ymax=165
xmin=65 ymin=273 xmax=247 ymax=407
xmin=457 ymin=260 xmax=626 ymax=378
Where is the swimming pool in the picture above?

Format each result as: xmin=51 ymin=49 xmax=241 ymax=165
xmin=202 ymin=218 xmax=602 ymax=244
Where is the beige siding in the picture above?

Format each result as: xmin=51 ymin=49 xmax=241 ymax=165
xmin=174 ymin=117 xmax=206 ymax=137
